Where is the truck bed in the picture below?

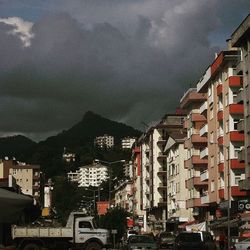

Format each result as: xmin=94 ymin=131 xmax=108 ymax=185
xmin=12 ymin=225 xmax=73 ymax=239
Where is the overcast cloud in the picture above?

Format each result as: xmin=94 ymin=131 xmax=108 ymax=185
xmin=0 ymin=0 xmax=249 ymax=140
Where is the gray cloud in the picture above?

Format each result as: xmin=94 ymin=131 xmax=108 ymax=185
xmin=0 ymin=0 xmax=249 ymax=140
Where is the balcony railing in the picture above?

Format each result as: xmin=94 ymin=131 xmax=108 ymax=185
xmin=200 ymin=147 xmax=208 ymax=159
xmin=200 ymin=101 xmax=208 ymax=115
xmin=200 ymin=170 xmax=209 ymax=181
xmin=200 ymin=124 xmax=208 ymax=137
xmin=236 ymin=89 xmax=244 ymax=104
xmin=201 ymin=194 xmax=209 ymax=204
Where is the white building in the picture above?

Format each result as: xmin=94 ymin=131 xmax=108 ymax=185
xmin=122 ymin=137 xmax=136 ymax=149
xmin=124 ymin=161 xmax=133 ymax=179
xmin=68 ymin=162 xmax=108 ymax=187
xmin=114 ymin=180 xmax=133 ymax=212
xmin=165 ymin=135 xmax=193 ymax=225
xmin=94 ymin=134 xmax=114 ymax=149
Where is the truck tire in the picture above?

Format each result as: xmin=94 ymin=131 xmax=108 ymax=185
xmin=85 ymin=242 xmax=102 ymax=250
xmin=23 ymin=243 xmax=41 ymax=250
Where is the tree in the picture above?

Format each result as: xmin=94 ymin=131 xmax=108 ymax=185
xmin=99 ymin=206 xmax=131 ymax=242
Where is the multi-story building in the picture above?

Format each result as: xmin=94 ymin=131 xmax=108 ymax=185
xmin=140 ymin=113 xmax=186 ymax=233
xmin=0 ymin=159 xmax=41 ymax=201
xmin=180 ymin=88 xmax=209 ymax=221
xmin=231 ymin=14 xmax=250 ymax=190
xmin=114 ymin=180 xmax=133 ymax=212
xmin=130 ymin=145 xmax=146 ymax=232
xmin=165 ymin=133 xmax=193 ymax=230
xmin=121 ymin=137 xmax=136 ymax=149
xmin=94 ymin=134 xmax=114 ymax=149
xmin=123 ymin=161 xmax=133 ymax=179
xmin=197 ymin=46 xmax=248 ymax=220
xmin=68 ymin=162 xmax=108 ymax=187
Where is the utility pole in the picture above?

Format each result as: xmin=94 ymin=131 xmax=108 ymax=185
xmin=227 ymin=146 xmax=231 ymax=249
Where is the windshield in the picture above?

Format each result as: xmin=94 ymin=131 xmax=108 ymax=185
xmin=129 ymin=235 xmax=155 ymax=243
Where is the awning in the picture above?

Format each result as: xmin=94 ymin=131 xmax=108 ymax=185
xmin=0 ymin=188 xmax=33 ymax=223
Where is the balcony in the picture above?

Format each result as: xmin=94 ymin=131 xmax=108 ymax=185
xmin=186 ymin=198 xmax=206 ymax=208
xmin=238 ymin=148 xmax=245 ymax=162
xmin=200 ymin=147 xmax=208 ymax=159
xmin=158 ymin=182 xmax=167 ymax=190
xmin=236 ymin=89 xmax=244 ymax=104
xmin=217 ymin=84 xmax=223 ymax=96
xmin=200 ymin=170 xmax=209 ymax=181
xmin=191 ymin=113 xmax=206 ymax=122
xmin=186 ymin=177 xmax=208 ymax=189
xmin=218 ymin=163 xmax=224 ymax=173
xmin=200 ymin=124 xmax=208 ymax=137
xmin=229 ymin=104 xmax=244 ymax=115
xmin=228 ymin=76 xmax=242 ymax=88
xmin=229 ymin=131 xmax=244 ymax=142
xmin=231 ymin=186 xmax=250 ymax=197
xmin=184 ymin=155 xmax=208 ymax=168
xmin=158 ymin=198 xmax=167 ymax=207
xmin=157 ymin=167 xmax=167 ymax=176
xmin=217 ymin=110 xmax=223 ymax=121
xmin=191 ymin=134 xmax=207 ymax=144
xmin=158 ymin=152 xmax=167 ymax=158
xmin=201 ymin=194 xmax=209 ymax=204
xmin=219 ymin=188 xmax=224 ymax=199
xmin=200 ymin=101 xmax=208 ymax=115
xmin=230 ymin=159 xmax=245 ymax=169
xmin=237 ymin=119 xmax=244 ymax=133
xmin=157 ymin=136 xmax=166 ymax=144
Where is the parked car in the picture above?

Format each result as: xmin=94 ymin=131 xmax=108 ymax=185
xmin=174 ymin=231 xmax=216 ymax=250
xmin=127 ymin=235 xmax=158 ymax=250
xmin=231 ymin=237 xmax=250 ymax=250
xmin=157 ymin=231 xmax=175 ymax=249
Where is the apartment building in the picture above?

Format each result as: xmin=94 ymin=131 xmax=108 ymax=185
xmin=122 ymin=137 xmax=136 ymax=149
xmin=114 ymin=180 xmax=133 ymax=212
xmin=197 ymin=47 xmax=248 ymax=220
xmin=94 ymin=134 xmax=114 ymax=149
xmin=68 ymin=162 xmax=108 ymax=187
xmin=231 ymin=14 xmax=250 ymax=190
xmin=165 ymin=133 xmax=193 ymax=230
xmin=0 ymin=159 xmax=41 ymax=200
xmin=180 ymin=88 xmax=209 ymax=221
xmin=123 ymin=161 xmax=133 ymax=179
xmin=140 ymin=113 xmax=186 ymax=232
xmin=130 ymin=145 xmax=146 ymax=232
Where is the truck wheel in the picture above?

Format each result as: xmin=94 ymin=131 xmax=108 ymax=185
xmin=85 ymin=242 xmax=102 ymax=250
xmin=23 ymin=243 xmax=41 ymax=250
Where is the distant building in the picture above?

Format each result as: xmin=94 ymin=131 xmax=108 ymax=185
xmin=0 ymin=159 xmax=41 ymax=201
xmin=62 ymin=153 xmax=76 ymax=163
xmin=123 ymin=161 xmax=133 ymax=179
xmin=94 ymin=134 xmax=114 ymax=149
xmin=121 ymin=137 xmax=136 ymax=149
xmin=68 ymin=162 xmax=108 ymax=187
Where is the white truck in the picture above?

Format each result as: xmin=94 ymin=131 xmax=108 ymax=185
xmin=11 ymin=212 xmax=110 ymax=250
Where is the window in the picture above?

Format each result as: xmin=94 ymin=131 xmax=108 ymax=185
xmin=79 ymin=221 xmax=92 ymax=229
xmin=234 ymin=147 xmax=241 ymax=158
xmin=211 ymin=180 xmax=215 ymax=192
xmin=210 ymin=132 xmax=214 ymax=143
xmin=226 ymin=120 xmax=229 ymax=133
xmin=209 ymin=106 xmax=213 ymax=120
xmin=234 ymin=119 xmax=240 ymax=130
xmin=235 ymin=176 xmax=241 ymax=185
xmin=225 ymin=93 xmax=229 ymax=106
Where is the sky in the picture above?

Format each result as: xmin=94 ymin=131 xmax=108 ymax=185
xmin=0 ymin=0 xmax=249 ymax=141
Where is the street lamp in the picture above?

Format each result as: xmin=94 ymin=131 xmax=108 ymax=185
xmin=94 ymin=159 xmax=126 ymax=206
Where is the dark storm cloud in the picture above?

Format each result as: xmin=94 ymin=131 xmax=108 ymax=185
xmin=0 ymin=0 xmax=249 ymax=140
